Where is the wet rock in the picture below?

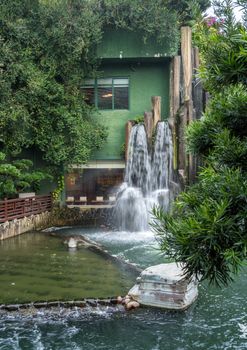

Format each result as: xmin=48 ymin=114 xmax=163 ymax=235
xmin=47 ymin=301 xmax=61 ymax=307
xmin=67 ymin=237 xmax=77 ymax=248
xmin=19 ymin=303 xmax=33 ymax=309
xmin=126 ymin=301 xmax=140 ymax=310
xmin=73 ymin=300 xmax=87 ymax=307
xmin=122 ymin=295 xmax=131 ymax=305
xmin=33 ymin=302 xmax=48 ymax=308
xmin=97 ymin=299 xmax=111 ymax=306
xmin=117 ymin=296 xmax=123 ymax=304
xmin=63 ymin=235 xmax=102 ymax=250
xmin=4 ymin=304 xmax=19 ymax=311
xmin=110 ymin=297 xmax=118 ymax=305
xmin=86 ymin=299 xmax=98 ymax=307
xmin=63 ymin=301 xmax=77 ymax=308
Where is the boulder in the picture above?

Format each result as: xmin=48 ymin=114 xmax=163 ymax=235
xmin=128 ymin=263 xmax=198 ymax=310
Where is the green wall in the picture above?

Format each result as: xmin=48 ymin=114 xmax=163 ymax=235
xmin=92 ymin=60 xmax=170 ymax=160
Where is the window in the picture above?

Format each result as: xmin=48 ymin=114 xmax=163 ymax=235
xmin=82 ymin=78 xmax=129 ymax=110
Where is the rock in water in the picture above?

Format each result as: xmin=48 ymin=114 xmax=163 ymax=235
xmin=67 ymin=237 xmax=77 ymax=248
xmin=128 ymin=263 xmax=199 ymax=310
xmin=126 ymin=301 xmax=140 ymax=310
xmin=63 ymin=235 xmax=101 ymax=249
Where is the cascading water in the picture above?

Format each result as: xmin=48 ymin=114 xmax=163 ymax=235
xmin=115 ymin=121 xmax=173 ymax=231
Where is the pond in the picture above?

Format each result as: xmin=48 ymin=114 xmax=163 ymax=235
xmin=0 ymin=227 xmax=246 ymax=349
xmin=0 ymin=230 xmax=137 ymax=304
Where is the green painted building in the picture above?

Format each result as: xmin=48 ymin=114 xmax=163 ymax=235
xmin=66 ymin=29 xmax=177 ymax=203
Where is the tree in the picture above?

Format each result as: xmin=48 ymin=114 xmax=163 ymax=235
xmin=0 ymin=0 xmax=107 ymax=175
xmin=153 ymin=0 xmax=247 ymax=286
xmin=0 ymin=152 xmax=50 ymax=199
xmin=166 ymin=0 xmax=211 ymax=25
xmin=0 ymin=0 xmax=210 ymax=193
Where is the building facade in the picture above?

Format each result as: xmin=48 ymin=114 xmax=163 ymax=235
xmin=65 ymin=29 xmax=177 ymax=205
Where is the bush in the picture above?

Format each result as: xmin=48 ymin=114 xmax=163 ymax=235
xmin=152 ymin=167 xmax=247 ymax=286
xmin=0 ymin=152 xmax=51 ymax=199
xmin=153 ymin=2 xmax=247 ymax=286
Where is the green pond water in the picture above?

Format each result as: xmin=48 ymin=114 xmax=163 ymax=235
xmin=0 ymin=231 xmax=136 ymax=304
xmin=0 ymin=227 xmax=246 ymax=350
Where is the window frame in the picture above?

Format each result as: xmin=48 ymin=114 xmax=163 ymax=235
xmin=82 ymin=77 xmax=130 ymax=111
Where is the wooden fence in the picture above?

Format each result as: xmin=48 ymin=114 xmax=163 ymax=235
xmin=0 ymin=195 xmax=52 ymax=223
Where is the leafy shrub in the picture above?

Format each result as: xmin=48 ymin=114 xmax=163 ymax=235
xmin=0 ymin=152 xmax=51 ymax=199
xmin=186 ymin=84 xmax=247 ymax=156
xmin=154 ymin=2 xmax=247 ymax=286
xmin=152 ymin=167 xmax=247 ymax=286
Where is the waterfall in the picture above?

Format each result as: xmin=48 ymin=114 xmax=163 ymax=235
xmin=115 ymin=121 xmax=173 ymax=232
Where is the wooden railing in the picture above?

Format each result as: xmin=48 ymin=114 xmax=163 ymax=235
xmin=0 ymin=195 xmax=52 ymax=223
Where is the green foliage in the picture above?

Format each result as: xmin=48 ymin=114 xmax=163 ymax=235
xmin=133 ymin=115 xmax=144 ymax=124
xmin=0 ymin=0 xmax=210 ymax=197
xmin=209 ymin=130 xmax=247 ymax=170
xmin=0 ymin=0 xmax=107 ymax=169
xmin=186 ymin=84 xmax=247 ymax=155
xmin=193 ymin=2 xmax=247 ymax=93
xmin=152 ymin=167 xmax=247 ymax=286
xmin=154 ymin=1 xmax=247 ymax=286
xmin=0 ymin=0 xmax=208 ymax=174
xmin=166 ymin=0 xmax=211 ymax=25
xmin=52 ymin=175 xmax=65 ymax=202
xmin=0 ymin=152 xmax=51 ymax=199
xmin=99 ymin=0 xmax=179 ymax=52
xmin=186 ymin=116 xmax=220 ymax=156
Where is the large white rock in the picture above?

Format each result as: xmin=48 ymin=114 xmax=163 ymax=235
xmin=128 ymin=263 xmax=199 ymax=310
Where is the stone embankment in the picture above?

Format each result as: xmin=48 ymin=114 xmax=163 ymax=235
xmin=0 ymin=206 xmax=114 ymax=241
xmin=0 ymin=211 xmax=51 ymax=241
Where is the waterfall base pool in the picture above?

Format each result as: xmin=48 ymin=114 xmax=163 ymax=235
xmin=0 ymin=227 xmax=246 ymax=349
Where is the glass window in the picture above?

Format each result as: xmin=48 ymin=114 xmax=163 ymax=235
xmin=82 ymin=78 xmax=129 ymax=110
xmin=98 ymin=87 xmax=112 ymax=109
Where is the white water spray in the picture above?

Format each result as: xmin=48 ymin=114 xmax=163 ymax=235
xmin=115 ymin=121 xmax=173 ymax=231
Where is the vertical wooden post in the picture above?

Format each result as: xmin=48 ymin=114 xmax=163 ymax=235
xmin=181 ymin=27 xmax=192 ymax=103
xmin=172 ymin=56 xmax=181 ymax=121
xmin=180 ymin=26 xmax=193 ymax=184
xmin=169 ymin=56 xmax=181 ymax=172
xmin=152 ymin=96 xmax=161 ymax=130
xmin=144 ymin=111 xmax=153 ymax=147
xmin=125 ymin=121 xmax=133 ymax=160
xmin=193 ymin=47 xmax=203 ymax=120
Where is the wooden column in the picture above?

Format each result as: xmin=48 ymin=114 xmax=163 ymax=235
xmin=169 ymin=56 xmax=181 ymax=172
xmin=152 ymin=96 xmax=161 ymax=130
xmin=180 ymin=26 xmax=193 ymax=184
xmin=192 ymin=47 xmax=203 ymax=120
xmin=144 ymin=111 xmax=153 ymax=147
xmin=125 ymin=121 xmax=133 ymax=160
xmin=181 ymin=27 xmax=192 ymax=102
